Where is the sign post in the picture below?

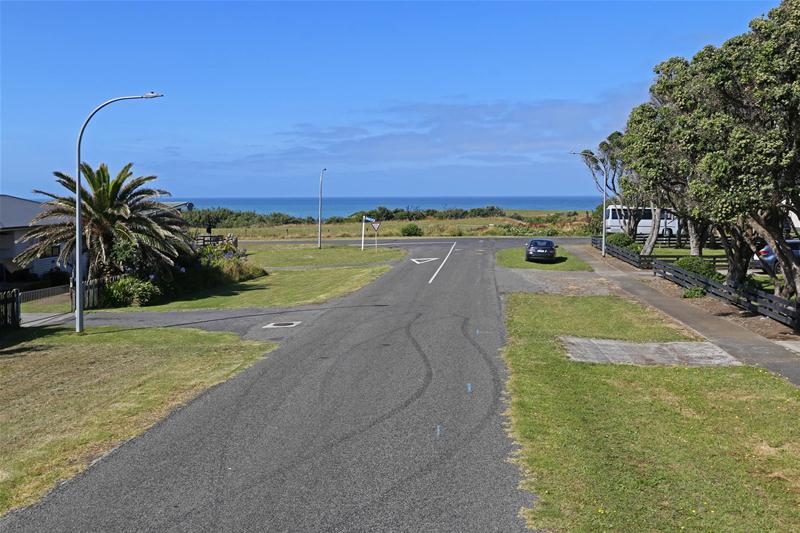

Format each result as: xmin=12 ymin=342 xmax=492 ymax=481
xmin=371 ymin=220 xmax=381 ymax=251
xmin=361 ymin=216 xmax=375 ymax=251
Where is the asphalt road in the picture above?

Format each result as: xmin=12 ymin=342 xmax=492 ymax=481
xmin=2 ymin=238 xmax=537 ymax=532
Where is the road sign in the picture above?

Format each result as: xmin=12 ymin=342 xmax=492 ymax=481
xmin=371 ymin=221 xmax=381 ymax=232
xmin=410 ymin=258 xmax=439 ymax=265
xmin=364 ymin=216 xmax=375 ymax=223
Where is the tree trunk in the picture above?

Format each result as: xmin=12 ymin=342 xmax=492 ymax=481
xmin=749 ymin=215 xmax=800 ymax=299
xmin=687 ymin=219 xmax=704 ymax=256
xmin=640 ymin=207 xmax=661 ymax=256
xmin=717 ymin=225 xmax=751 ymax=287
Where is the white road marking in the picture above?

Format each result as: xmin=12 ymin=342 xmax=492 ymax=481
xmin=428 ymin=242 xmax=457 ymax=284
xmin=411 ymin=257 xmax=439 ymax=265
xmin=263 ymin=321 xmax=302 ymax=329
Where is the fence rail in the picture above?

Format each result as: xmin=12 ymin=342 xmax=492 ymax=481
xmin=653 ymin=259 xmax=798 ymax=328
xmin=0 ymin=289 xmax=20 ymax=328
xmin=19 ymin=284 xmax=70 ymax=304
xmin=592 ymin=236 xmax=729 ymax=270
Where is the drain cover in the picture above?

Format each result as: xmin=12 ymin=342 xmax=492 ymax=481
xmin=263 ymin=321 xmax=302 ymax=329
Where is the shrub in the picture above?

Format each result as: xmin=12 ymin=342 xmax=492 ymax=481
xmin=401 ymin=223 xmax=424 ymax=237
xmin=544 ymin=227 xmax=560 ymax=236
xmin=104 ymin=276 xmax=161 ymax=307
xmin=682 ymin=287 xmax=707 ymax=299
xmin=673 ymin=256 xmax=725 ymax=283
xmin=211 ymin=257 xmax=265 ymax=283
xmin=606 ymin=233 xmax=636 ymax=249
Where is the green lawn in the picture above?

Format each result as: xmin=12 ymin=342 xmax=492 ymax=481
xmin=20 ymin=293 xmax=71 ymax=314
xmin=650 ymin=247 xmax=727 ymax=257
xmin=496 ymin=246 xmax=593 ymax=271
xmin=505 ymin=294 xmax=800 ymax=531
xmin=102 ymin=266 xmax=389 ymax=312
xmin=0 ymin=326 xmax=273 ymax=515
xmin=246 ymin=243 xmax=405 ymax=268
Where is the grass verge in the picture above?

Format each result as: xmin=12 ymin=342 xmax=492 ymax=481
xmin=496 ymin=246 xmax=592 ymax=271
xmin=103 ymin=266 xmax=389 ymax=312
xmin=504 ymin=294 xmax=800 ymax=531
xmin=246 ymin=243 xmax=405 ymax=268
xmin=0 ymin=326 xmax=273 ymax=515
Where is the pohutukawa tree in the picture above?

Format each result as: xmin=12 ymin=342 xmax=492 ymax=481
xmin=579 ymin=131 xmax=649 ymax=240
xmin=16 ymin=163 xmax=192 ymax=280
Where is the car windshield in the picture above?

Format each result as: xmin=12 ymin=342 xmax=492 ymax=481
xmin=529 ymin=240 xmax=553 ymax=247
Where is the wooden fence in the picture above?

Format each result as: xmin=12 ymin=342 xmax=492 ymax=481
xmin=194 ymin=234 xmax=239 ymax=248
xmin=653 ymin=259 xmax=798 ymax=328
xmin=592 ymin=236 xmax=729 ymax=270
xmin=73 ymin=275 xmax=124 ymax=310
xmin=0 ymin=289 xmax=20 ymax=328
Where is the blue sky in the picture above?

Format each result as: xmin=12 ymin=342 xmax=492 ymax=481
xmin=0 ymin=0 xmax=777 ymax=198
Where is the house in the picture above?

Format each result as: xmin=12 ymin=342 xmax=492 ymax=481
xmin=0 ymin=194 xmax=66 ymax=281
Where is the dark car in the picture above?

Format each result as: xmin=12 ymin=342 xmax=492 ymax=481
xmin=750 ymin=240 xmax=800 ymax=273
xmin=525 ymin=239 xmax=558 ymax=262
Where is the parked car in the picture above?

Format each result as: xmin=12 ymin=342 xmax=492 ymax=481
xmin=750 ymin=240 xmax=800 ymax=273
xmin=525 ymin=239 xmax=558 ymax=262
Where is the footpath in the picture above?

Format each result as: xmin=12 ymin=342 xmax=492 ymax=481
xmin=571 ymin=245 xmax=800 ymax=386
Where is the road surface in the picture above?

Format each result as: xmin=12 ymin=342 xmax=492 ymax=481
xmin=2 ymin=238 xmax=536 ymax=532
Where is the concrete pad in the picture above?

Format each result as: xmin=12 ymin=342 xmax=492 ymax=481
xmin=559 ymin=336 xmax=741 ymax=367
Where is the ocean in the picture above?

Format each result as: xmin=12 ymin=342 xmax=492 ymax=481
xmin=169 ymin=196 xmax=601 ymax=218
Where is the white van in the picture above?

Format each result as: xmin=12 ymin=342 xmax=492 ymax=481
xmin=605 ymin=205 xmax=680 ymax=236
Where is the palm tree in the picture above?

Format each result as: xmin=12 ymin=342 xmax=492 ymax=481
xmin=16 ymin=163 xmax=192 ymax=280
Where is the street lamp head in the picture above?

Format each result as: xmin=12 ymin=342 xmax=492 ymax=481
xmin=142 ymin=91 xmax=164 ymax=99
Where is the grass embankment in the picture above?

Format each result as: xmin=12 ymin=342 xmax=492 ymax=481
xmin=108 ymin=267 xmax=389 ymax=312
xmin=505 ymin=294 xmax=800 ymax=531
xmin=98 ymin=245 xmax=400 ymax=312
xmin=246 ymin=243 xmax=404 ymax=268
xmin=495 ymin=246 xmax=592 ymax=271
xmin=0 ymin=326 xmax=273 ymax=515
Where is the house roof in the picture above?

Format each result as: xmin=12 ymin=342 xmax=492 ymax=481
xmin=0 ymin=194 xmax=56 ymax=230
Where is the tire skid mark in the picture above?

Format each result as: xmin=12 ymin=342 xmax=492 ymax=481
xmin=323 ymin=315 xmax=504 ymax=531
xmin=162 ymin=312 xmax=434 ymax=531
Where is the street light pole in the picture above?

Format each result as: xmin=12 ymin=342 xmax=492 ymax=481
xmin=317 ymin=168 xmax=327 ymax=249
xmin=74 ymin=92 xmax=163 ymax=333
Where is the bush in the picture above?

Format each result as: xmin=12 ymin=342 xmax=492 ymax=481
xmin=673 ymin=256 xmax=725 ymax=283
xmin=682 ymin=287 xmax=707 ymax=299
xmin=544 ymin=227 xmax=560 ymax=236
xmin=104 ymin=276 xmax=161 ymax=307
xmin=606 ymin=233 xmax=636 ymax=249
xmin=401 ymin=223 xmax=424 ymax=237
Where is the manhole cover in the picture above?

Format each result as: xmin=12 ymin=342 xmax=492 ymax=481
xmin=263 ymin=321 xmax=302 ymax=329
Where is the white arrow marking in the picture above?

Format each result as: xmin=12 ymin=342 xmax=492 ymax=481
xmin=411 ymin=257 xmax=439 ymax=265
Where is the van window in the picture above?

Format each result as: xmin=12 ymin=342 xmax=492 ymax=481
xmin=640 ymin=209 xmax=653 ymax=220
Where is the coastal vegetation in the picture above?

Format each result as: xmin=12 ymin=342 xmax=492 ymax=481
xmin=580 ymin=0 xmax=800 ymax=298
xmin=504 ymin=293 xmax=800 ymax=531
xmin=191 ymin=208 xmax=593 ymax=239
xmin=0 ymin=326 xmax=273 ymax=515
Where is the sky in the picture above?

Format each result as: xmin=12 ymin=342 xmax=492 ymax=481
xmin=0 ymin=0 xmax=779 ymax=199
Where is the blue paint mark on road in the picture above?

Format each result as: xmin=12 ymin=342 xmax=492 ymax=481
xmin=476 ymin=328 xmax=480 ymax=336
xmin=436 ymin=424 xmax=443 ymax=437
xmin=467 ymin=383 xmax=473 ymax=394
